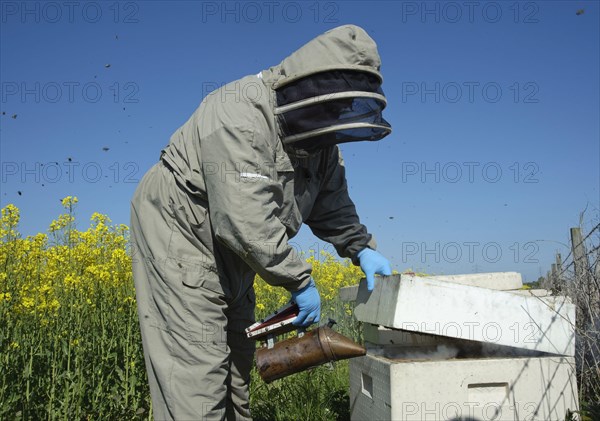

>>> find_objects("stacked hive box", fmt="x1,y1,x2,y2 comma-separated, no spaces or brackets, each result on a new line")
339,273,579,421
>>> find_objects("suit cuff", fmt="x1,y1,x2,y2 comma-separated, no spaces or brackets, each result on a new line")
350,236,378,266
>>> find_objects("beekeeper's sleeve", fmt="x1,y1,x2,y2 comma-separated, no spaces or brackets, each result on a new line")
305,146,376,265
200,101,312,292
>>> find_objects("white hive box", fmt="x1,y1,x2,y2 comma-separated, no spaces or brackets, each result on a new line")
350,353,578,421
342,273,579,420
352,274,575,356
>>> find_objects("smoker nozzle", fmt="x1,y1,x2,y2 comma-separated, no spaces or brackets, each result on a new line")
256,326,366,383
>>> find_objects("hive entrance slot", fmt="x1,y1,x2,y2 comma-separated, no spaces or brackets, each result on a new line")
467,382,510,407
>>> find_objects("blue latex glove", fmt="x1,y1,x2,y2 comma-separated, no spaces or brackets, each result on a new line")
357,248,392,291
290,277,321,327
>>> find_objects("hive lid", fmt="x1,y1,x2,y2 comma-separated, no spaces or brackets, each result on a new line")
339,272,523,302
425,271,522,290
351,274,575,356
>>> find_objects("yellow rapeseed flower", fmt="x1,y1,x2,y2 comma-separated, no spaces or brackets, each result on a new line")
21,297,34,309
61,196,78,208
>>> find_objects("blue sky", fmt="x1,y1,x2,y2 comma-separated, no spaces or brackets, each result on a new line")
1,1,598,282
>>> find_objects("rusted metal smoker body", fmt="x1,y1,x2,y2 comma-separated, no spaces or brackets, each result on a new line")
246,302,366,383
256,325,366,383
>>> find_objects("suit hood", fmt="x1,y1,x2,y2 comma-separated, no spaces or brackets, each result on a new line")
260,25,383,88
260,25,392,154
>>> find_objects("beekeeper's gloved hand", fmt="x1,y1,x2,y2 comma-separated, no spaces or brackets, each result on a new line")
358,248,392,291
291,277,321,327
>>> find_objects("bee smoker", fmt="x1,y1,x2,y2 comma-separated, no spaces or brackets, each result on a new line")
245,302,366,383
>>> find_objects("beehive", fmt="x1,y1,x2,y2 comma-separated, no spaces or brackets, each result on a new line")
340,273,579,421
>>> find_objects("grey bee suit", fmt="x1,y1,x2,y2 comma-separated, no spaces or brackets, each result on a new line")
130,25,389,420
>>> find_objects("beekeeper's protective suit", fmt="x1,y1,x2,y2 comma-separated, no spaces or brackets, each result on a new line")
130,24,392,420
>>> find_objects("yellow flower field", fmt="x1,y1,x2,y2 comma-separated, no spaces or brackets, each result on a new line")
0,198,370,419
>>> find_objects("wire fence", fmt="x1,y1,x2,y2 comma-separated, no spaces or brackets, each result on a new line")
542,221,600,416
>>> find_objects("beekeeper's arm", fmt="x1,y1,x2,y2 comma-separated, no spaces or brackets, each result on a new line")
306,146,391,290
200,103,311,293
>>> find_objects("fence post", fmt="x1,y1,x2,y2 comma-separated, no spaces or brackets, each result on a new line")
555,253,563,288
571,228,590,283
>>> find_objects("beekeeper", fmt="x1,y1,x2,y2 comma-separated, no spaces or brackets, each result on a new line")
130,24,392,420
